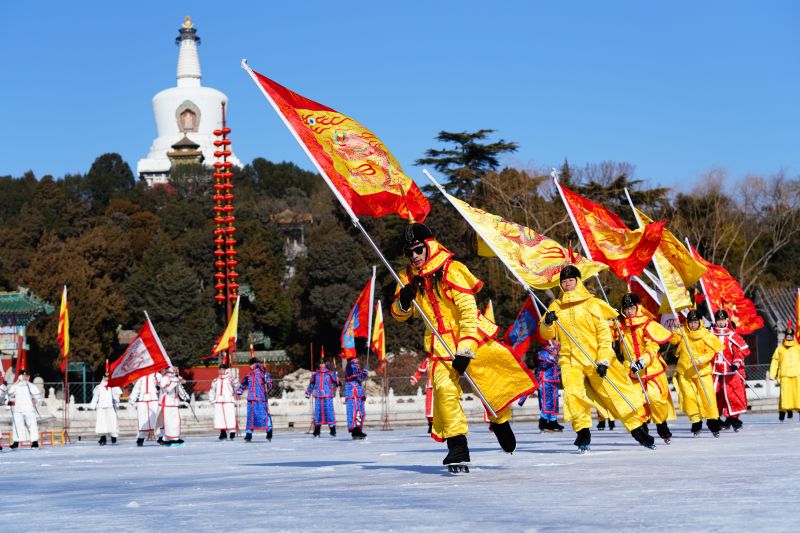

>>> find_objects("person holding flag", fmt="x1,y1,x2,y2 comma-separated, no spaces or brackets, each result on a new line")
536,341,563,432
237,357,274,441
539,266,654,452
769,322,800,422
711,309,751,431
305,359,340,437
88,365,123,445
669,310,725,437
392,223,535,467
617,293,676,444
7,368,42,449
156,367,190,446
128,371,160,447
210,363,238,440
344,338,369,439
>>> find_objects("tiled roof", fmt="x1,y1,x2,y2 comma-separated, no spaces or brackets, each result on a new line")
754,287,798,333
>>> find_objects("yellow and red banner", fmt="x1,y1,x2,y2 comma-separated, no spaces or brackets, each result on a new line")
449,194,607,289
211,295,240,361
560,185,665,280
250,69,430,222
636,209,706,287
341,277,374,360
795,288,800,331
690,245,764,335
371,301,386,372
58,285,70,373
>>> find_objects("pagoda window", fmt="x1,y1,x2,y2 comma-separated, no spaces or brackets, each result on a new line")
179,109,198,132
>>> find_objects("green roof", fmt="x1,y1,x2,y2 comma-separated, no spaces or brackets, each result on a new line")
0,288,54,325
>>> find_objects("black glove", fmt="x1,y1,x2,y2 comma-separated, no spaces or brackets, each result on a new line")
630,358,646,373
596,363,608,378
452,355,471,375
730,364,739,372
398,283,417,309
544,311,558,326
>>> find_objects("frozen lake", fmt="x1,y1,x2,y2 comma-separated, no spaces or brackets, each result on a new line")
1,413,797,532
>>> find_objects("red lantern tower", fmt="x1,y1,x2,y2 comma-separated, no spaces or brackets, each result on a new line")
212,103,239,338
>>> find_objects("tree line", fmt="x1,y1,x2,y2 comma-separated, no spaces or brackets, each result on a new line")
1,131,798,380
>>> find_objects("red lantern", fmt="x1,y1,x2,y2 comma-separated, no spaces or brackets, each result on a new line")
214,260,226,269
225,238,237,247
213,140,223,147
214,282,226,291
226,259,238,268
222,127,231,134
225,227,236,235
213,129,223,136
214,272,226,280
228,272,239,279
215,294,226,303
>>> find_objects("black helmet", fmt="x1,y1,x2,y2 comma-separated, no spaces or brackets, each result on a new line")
248,357,259,366
559,265,582,281
621,293,640,309
786,321,796,337
403,223,434,250
714,309,729,321
686,310,701,322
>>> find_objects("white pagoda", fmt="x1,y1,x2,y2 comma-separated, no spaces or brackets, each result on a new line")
137,17,241,186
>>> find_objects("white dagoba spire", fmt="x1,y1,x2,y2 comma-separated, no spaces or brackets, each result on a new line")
176,16,201,87
137,17,241,186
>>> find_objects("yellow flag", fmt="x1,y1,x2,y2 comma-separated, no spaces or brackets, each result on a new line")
636,208,706,286
653,252,693,312
448,194,608,289
370,301,386,371
211,295,240,356
483,300,495,323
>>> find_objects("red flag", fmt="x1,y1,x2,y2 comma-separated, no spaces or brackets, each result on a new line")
108,318,171,388
247,67,430,222
341,277,374,360
559,184,665,279
503,296,543,359
629,276,662,318
690,245,764,335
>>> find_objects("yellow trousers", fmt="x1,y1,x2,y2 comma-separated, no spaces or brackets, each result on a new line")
675,372,718,422
640,371,677,424
779,375,800,411
561,363,646,432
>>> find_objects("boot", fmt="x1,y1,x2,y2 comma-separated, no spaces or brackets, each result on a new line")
489,421,516,453
157,436,164,445
358,428,366,439
730,417,743,431
631,425,656,449
691,421,703,436
608,420,616,431
218,430,227,440
136,438,144,447
788,411,794,419
574,428,591,452
31,441,39,448
596,419,606,431
229,432,235,440
442,435,470,465
329,426,336,437
548,419,565,432
656,422,672,444
779,411,786,422
426,421,433,434
539,418,549,432
722,417,732,430
10,441,19,449
267,430,273,441
99,435,107,446
244,433,252,442
313,425,321,437
111,437,117,444
707,418,721,437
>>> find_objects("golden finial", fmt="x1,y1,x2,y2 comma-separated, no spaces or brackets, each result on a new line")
182,16,193,29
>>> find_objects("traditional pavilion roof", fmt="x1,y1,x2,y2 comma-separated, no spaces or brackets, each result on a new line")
271,209,313,225
171,134,201,150
0,287,54,326
754,287,797,333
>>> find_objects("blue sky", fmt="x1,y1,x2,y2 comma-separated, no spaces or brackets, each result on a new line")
2,1,797,191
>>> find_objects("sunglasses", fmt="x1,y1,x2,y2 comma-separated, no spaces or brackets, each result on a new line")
404,245,426,258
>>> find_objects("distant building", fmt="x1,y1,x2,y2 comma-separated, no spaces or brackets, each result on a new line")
271,209,313,279
0,288,53,375
137,16,241,186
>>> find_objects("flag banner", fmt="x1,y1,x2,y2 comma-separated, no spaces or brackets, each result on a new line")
108,319,171,388
449,194,607,289
57,285,70,373
653,251,694,312
690,245,764,335
503,296,543,359
559,185,665,279
371,301,386,372
636,208,706,286
211,295,240,358
795,288,800,331
341,278,374,359
249,68,430,222
483,300,495,323
629,275,663,318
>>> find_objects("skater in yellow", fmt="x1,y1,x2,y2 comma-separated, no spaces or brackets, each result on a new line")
392,223,537,467
539,266,653,452
669,310,724,436
617,293,676,444
769,323,800,422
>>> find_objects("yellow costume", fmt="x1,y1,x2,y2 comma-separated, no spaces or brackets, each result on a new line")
391,238,536,441
670,324,723,423
539,279,647,432
769,338,800,412
617,308,676,425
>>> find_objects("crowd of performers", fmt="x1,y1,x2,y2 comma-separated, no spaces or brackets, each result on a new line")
1,222,798,466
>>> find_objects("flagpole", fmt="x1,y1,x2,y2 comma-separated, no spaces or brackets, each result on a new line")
624,190,712,406
242,60,497,418
365,266,376,371
426,170,636,412
548,170,649,408
684,238,717,321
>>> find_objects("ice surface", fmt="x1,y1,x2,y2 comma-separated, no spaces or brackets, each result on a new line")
1,413,797,532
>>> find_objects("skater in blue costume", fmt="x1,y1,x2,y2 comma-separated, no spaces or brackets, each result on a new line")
237,358,274,441
537,341,564,432
344,341,368,439
306,360,340,437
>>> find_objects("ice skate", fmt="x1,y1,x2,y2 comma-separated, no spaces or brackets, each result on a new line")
608,420,616,431
111,437,117,444
443,435,470,473
31,441,39,448
596,419,606,431
244,433,252,442
10,441,19,449
267,429,273,441
574,428,591,453
136,438,144,447
218,430,227,440
539,418,550,433
691,421,702,436
329,426,336,437
548,419,565,432
99,435,107,446
229,432,235,440
631,425,656,449
489,421,516,453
